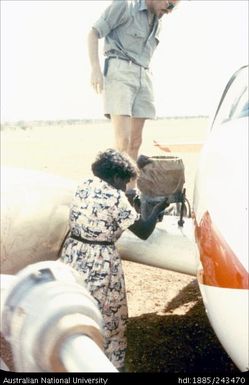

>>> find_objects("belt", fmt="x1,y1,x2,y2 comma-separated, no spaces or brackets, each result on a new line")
70,233,114,246
107,56,148,70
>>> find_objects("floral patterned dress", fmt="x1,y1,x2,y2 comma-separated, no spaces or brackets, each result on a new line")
60,177,139,369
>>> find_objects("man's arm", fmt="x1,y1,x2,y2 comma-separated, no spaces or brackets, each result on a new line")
87,28,103,94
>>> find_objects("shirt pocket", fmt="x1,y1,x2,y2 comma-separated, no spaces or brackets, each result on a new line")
126,27,145,54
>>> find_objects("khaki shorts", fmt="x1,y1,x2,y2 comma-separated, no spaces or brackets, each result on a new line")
103,58,156,119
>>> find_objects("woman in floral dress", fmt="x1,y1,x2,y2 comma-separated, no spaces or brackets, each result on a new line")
60,149,168,371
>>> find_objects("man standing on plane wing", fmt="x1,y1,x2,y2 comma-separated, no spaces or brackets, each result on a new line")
88,0,180,192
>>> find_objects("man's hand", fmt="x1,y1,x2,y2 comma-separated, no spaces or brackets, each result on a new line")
90,68,103,94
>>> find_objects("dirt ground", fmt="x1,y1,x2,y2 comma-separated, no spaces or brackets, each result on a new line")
123,261,239,374
1,260,239,374
0,118,240,374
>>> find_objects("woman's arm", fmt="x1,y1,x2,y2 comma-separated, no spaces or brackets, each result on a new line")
128,198,168,240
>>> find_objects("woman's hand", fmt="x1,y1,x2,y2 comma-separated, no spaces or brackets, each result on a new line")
154,197,169,213
155,198,169,221
128,197,169,240
136,154,152,169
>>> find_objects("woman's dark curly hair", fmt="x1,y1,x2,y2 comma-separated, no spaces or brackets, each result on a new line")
91,148,138,181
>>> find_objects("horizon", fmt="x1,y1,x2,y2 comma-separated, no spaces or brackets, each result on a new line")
1,114,209,127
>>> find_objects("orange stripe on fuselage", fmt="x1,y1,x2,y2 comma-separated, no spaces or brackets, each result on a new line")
194,211,249,289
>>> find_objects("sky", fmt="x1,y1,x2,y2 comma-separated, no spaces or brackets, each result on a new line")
1,0,248,122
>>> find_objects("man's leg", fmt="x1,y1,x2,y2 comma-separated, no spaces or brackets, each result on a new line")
128,117,146,161
111,115,146,190
111,115,131,153
126,117,146,191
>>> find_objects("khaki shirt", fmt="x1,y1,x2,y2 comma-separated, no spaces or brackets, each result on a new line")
93,0,162,68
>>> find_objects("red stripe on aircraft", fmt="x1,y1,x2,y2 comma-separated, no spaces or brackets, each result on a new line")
194,211,249,289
